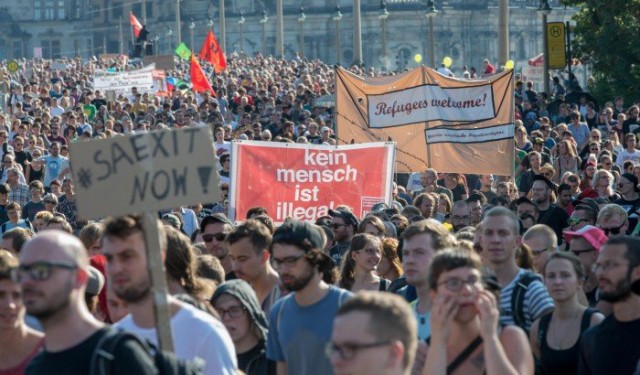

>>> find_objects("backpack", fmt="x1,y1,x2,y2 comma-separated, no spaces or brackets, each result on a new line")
510,271,543,332
90,328,204,375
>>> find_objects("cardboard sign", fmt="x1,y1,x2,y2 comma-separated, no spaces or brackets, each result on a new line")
229,141,395,224
143,55,177,71
70,127,220,219
336,66,514,176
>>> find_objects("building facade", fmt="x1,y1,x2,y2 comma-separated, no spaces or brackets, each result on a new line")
0,0,576,73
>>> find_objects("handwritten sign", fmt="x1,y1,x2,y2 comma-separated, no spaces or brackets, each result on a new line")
367,84,495,128
70,127,220,219
93,64,155,96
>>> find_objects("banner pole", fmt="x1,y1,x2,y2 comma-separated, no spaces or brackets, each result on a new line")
422,65,431,168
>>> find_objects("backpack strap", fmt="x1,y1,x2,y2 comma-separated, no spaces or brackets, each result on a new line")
446,336,483,375
511,271,542,331
90,328,152,375
378,278,390,291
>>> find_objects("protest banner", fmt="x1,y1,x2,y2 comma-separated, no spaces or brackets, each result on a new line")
229,141,395,224
93,64,155,96
70,127,220,352
335,66,514,176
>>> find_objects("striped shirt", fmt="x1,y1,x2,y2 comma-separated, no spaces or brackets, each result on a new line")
499,269,554,332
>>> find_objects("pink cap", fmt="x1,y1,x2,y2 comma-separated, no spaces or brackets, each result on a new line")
563,225,607,252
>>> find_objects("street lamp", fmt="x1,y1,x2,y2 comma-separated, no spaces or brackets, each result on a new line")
189,18,195,50
378,1,390,67
153,33,159,55
207,18,214,29
298,6,306,58
166,27,173,55
238,13,245,53
332,4,343,64
538,0,552,95
259,10,268,55
425,0,438,68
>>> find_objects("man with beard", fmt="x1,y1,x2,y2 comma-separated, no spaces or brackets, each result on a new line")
201,213,236,279
578,236,640,375
328,208,358,265
267,220,352,375
18,231,156,373
531,175,568,244
104,214,237,375
450,200,472,233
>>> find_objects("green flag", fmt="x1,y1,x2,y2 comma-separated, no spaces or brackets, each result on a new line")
175,43,192,60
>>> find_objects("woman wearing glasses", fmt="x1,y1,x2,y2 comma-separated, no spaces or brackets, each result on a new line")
337,234,389,293
211,279,275,375
0,250,45,374
529,252,604,375
423,248,533,375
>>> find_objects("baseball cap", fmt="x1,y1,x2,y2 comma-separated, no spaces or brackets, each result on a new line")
162,213,181,229
328,209,359,228
563,225,607,252
272,220,324,251
85,266,105,296
533,174,556,193
320,126,331,133
532,137,544,145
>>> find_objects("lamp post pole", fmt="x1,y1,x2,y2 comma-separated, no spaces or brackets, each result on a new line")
219,0,226,52
189,19,195,49
426,0,438,68
238,13,245,53
260,10,268,55
175,0,182,45
332,5,343,65
538,0,552,95
166,27,173,55
378,1,390,67
298,7,306,58
119,16,124,54
498,0,509,67
353,0,362,65
276,0,284,57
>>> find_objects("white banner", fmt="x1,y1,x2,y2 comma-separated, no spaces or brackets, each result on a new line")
425,124,514,144
521,66,545,92
93,64,155,95
367,84,495,128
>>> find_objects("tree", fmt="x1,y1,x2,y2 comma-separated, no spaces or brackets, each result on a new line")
561,0,640,103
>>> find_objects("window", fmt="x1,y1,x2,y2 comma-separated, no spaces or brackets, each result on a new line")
112,2,122,19
41,40,60,58
34,0,43,20
57,0,65,19
35,0,67,20
12,40,23,58
51,40,61,58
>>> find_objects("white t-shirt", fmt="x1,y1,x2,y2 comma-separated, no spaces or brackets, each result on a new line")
115,302,237,375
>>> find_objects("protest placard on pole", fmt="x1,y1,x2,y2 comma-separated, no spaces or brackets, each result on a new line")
229,141,395,224
70,127,220,351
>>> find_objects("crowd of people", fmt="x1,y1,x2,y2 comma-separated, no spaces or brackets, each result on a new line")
0,53,638,375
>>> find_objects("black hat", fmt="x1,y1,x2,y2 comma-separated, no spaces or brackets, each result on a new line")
328,208,359,228
573,198,601,215
621,173,640,192
272,220,324,251
515,196,535,206
533,174,556,193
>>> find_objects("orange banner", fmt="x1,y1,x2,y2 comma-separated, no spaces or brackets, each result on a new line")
335,66,514,176
229,142,395,224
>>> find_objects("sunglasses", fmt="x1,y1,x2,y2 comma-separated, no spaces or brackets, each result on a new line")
202,233,228,242
600,223,626,236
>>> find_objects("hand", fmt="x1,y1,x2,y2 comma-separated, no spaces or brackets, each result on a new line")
429,295,459,344
474,290,500,340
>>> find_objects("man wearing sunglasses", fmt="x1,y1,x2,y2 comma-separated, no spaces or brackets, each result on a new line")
597,204,630,237
18,231,157,373
328,208,358,266
329,292,417,375
201,213,236,280
613,173,640,234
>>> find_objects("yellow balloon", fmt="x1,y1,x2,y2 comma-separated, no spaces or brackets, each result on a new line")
443,56,452,68
414,54,423,63
505,60,515,70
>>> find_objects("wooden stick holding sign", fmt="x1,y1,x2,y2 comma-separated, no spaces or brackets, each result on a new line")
70,127,221,351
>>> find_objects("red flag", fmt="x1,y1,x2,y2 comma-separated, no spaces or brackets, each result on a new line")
190,55,216,95
199,30,227,73
130,12,142,37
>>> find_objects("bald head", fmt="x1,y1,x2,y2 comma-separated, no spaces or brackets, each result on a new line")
20,230,89,270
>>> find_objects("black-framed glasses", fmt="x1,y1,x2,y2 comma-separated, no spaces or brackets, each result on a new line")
592,260,625,273
271,254,307,270
202,233,227,243
437,275,481,292
44,200,57,205
18,261,77,281
600,223,626,236
325,340,392,361
216,305,247,320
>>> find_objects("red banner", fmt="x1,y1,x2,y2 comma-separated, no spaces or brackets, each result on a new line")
229,142,395,224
